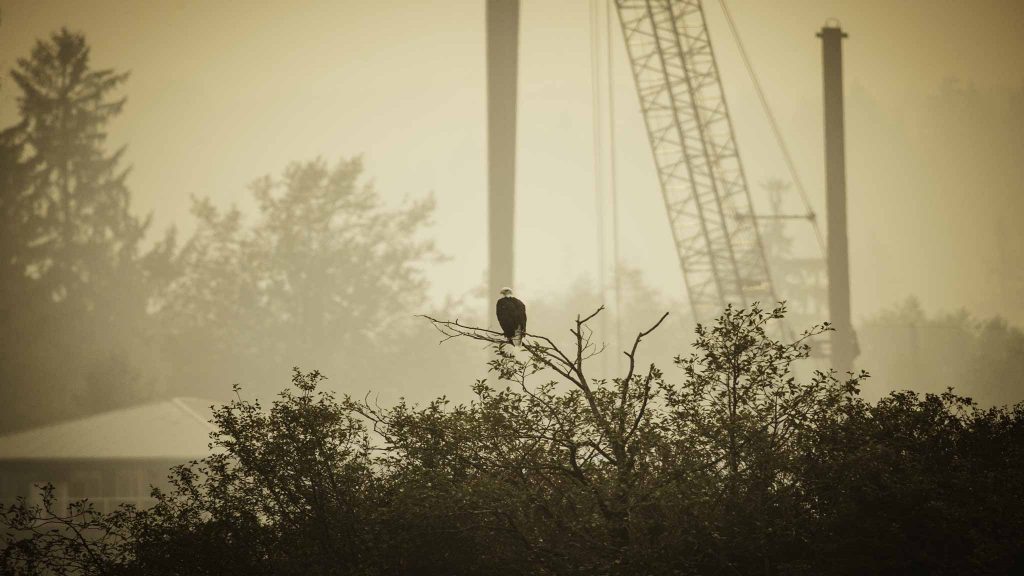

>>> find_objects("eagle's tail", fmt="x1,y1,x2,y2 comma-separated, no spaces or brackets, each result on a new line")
513,327,525,347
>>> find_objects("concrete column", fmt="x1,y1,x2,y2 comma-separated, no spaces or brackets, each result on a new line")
487,0,519,323
818,23,858,374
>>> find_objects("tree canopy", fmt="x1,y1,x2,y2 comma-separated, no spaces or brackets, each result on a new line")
4,305,1022,575
156,156,439,398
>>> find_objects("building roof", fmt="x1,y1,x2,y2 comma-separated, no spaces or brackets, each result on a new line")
0,398,219,461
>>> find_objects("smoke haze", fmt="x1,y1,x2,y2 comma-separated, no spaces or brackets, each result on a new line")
0,1,1022,429
1,0,1021,322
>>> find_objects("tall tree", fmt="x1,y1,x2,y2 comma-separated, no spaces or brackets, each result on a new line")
158,157,438,398
0,29,170,430
1,28,146,309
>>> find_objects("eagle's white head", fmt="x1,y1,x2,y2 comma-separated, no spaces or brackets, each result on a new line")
499,287,514,298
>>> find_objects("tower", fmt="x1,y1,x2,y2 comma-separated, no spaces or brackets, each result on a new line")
487,0,520,321
818,22,858,374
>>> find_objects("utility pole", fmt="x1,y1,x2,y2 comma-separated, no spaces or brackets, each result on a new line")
818,21,858,374
487,0,519,323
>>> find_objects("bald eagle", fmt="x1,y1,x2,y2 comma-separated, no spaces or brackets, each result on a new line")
496,287,527,346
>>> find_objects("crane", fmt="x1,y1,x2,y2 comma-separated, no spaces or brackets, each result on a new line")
611,0,778,324
487,0,832,341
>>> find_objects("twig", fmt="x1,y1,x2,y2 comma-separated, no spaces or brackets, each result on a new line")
619,312,669,434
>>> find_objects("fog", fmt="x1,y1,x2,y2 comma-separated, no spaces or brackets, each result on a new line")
1,0,1022,431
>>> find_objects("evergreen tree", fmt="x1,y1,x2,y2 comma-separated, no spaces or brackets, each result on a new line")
0,29,171,430
1,28,145,309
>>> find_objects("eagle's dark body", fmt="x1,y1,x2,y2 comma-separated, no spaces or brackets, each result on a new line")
496,296,527,345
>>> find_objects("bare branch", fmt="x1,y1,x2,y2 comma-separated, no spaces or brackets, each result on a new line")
579,305,605,326
421,314,583,388
623,311,670,384
619,312,670,433
626,364,658,440
419,314,508,345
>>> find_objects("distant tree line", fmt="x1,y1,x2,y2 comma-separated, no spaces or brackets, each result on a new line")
2,304,1022,575
859,297,1024,407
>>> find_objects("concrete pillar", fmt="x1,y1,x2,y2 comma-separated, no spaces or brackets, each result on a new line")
818,23,858,374
487,0,519,323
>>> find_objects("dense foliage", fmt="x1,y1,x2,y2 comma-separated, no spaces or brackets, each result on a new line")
3,305,1022,575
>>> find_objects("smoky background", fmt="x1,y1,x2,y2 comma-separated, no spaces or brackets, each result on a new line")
0,0,1022,434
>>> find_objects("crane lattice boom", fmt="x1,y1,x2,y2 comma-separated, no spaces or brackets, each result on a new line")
613,0,776,323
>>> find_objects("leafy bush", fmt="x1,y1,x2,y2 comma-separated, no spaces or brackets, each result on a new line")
3,305,1022,575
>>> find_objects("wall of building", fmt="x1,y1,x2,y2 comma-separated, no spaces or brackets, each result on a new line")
0,459,182,513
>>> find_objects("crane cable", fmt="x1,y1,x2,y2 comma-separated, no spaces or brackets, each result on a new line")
606,0,623,369
590,0,610,375
717,0,827,256
589,0,606,301
590,0,624,373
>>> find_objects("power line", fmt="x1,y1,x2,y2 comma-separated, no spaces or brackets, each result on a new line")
590,0,624,374
606,0,623,372
590,0,610,377
717,0,826,256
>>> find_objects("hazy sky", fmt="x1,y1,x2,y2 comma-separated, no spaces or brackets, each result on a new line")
2,0,1023,325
